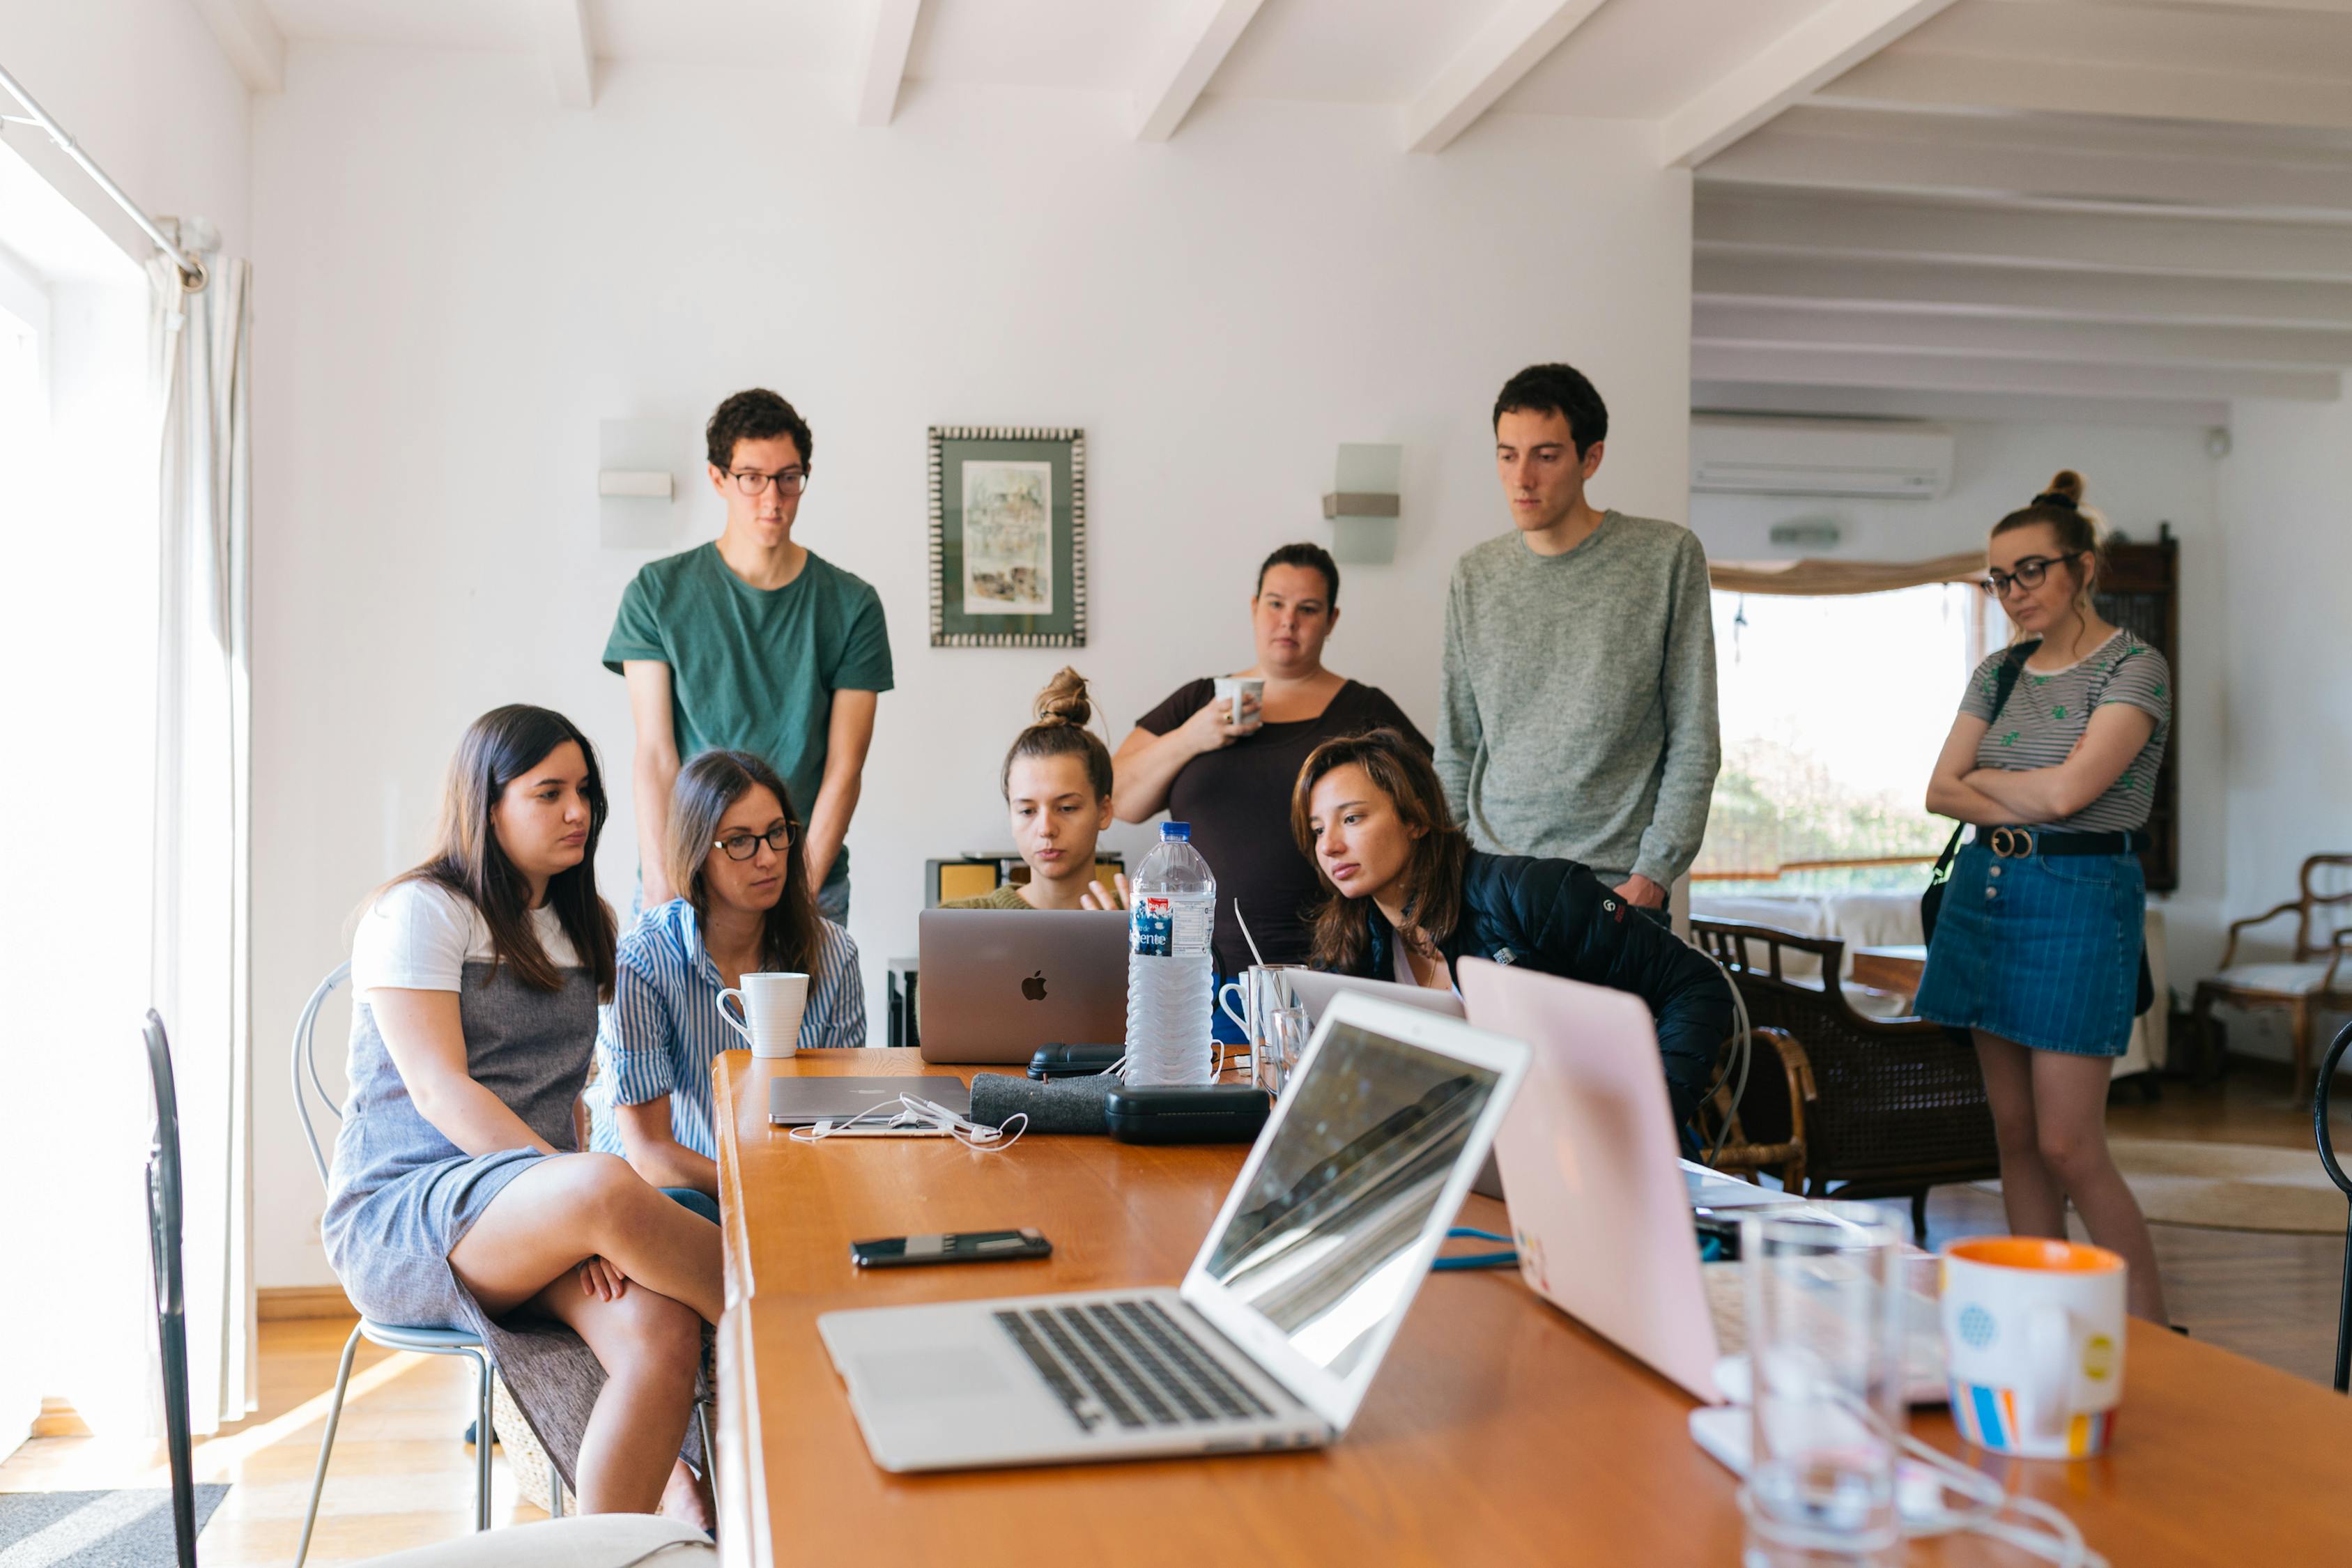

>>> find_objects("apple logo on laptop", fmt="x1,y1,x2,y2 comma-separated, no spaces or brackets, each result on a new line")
1021,970,1048,1001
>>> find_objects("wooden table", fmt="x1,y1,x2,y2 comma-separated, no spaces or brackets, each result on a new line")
1852,943,1930,999
712,1049,2352,1566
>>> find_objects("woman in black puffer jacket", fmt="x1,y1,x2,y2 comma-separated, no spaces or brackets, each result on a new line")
1289,728,1731,1130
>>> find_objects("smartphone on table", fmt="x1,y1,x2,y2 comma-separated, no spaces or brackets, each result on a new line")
849,1229,1053,1268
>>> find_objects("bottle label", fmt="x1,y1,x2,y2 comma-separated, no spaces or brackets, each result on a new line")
1130,897,1173,957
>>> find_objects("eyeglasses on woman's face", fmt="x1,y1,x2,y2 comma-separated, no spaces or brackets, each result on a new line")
714,824,793,861
1981,552,2080,598
728,467,808,498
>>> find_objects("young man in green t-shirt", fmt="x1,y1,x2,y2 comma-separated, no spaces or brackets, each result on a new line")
605,390,893,922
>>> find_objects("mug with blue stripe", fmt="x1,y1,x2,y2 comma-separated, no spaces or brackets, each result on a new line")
1940,1237,2126,1459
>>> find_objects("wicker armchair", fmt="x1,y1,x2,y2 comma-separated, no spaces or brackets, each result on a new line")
1692,918,1999,1240
1694,1026,1813,1194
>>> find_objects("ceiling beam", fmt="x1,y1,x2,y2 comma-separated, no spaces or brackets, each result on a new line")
1820,50,2352,135
1693,380,2234,429
541,0,594,110
1132,0,1267,142
854,0,925,128
1693,301,2352,369
1401,0,1607,155
189,0,284,95
1696,191,2352,283
1693,344,2342,401
1658,0,1960,167
1696,254,2352,330
1701,105,2352,216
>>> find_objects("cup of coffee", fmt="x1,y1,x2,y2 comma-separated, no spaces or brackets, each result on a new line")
716,971,810,1059
1217,964,1300,1085
1940,1236,2126,1459
1212,676,1265,735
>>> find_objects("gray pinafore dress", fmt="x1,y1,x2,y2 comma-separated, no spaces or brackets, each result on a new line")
322,955,702,1486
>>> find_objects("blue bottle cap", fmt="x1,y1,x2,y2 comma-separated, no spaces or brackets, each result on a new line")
1160,822,1190,841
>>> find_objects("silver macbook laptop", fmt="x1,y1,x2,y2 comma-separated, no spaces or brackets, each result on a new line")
818,993,1531,1472
918,908,1130,1064
769,1075,971,1126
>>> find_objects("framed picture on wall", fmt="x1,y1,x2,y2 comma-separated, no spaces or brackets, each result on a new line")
928,425,1086,647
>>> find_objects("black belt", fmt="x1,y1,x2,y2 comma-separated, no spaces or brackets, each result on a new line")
1981,827,2149,859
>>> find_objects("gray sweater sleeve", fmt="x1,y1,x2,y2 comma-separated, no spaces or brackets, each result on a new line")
1434,564,1479,827
1631,532,1723,887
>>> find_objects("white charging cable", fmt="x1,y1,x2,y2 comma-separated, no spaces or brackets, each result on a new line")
788,1094,1029,1153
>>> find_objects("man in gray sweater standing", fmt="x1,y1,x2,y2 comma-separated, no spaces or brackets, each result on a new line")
1436,363,1720,919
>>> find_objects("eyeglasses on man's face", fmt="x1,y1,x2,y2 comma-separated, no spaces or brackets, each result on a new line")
728,467,808,498
714,824,793,861
1981,553,2080,598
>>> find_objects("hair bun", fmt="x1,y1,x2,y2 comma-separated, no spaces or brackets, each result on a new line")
1032,666,1093,729
2034,469,2086,509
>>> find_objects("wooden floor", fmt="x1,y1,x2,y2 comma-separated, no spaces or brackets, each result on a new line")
3,1059,2344,1562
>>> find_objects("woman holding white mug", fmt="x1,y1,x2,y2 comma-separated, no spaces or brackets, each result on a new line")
1114,544,1429,1043
591,750,864,1214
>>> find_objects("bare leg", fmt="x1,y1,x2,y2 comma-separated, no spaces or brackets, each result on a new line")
2029,1049,2169,1323
1974,1031,2066,1239
661,1456,714,1532
528,1274,701,1514
448,1152,721,1323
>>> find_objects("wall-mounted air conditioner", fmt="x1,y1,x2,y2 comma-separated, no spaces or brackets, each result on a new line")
1691,417,1954,500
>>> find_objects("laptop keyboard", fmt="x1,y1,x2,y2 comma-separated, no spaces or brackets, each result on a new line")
993,1299,1276,1435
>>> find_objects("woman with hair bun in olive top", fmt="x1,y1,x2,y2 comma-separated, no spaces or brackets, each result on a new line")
1919,469,2170,1323
944,668,1126,912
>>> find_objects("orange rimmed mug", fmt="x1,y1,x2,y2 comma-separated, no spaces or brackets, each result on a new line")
1940,1236,2126,1459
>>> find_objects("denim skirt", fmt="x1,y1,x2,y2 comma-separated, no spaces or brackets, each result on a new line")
1915,840,2145,1056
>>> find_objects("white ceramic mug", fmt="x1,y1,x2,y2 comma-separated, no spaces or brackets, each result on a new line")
1216,964,1299,1084
715,971,810,1059
1941,1236,2127,1459
1213,675,1265,735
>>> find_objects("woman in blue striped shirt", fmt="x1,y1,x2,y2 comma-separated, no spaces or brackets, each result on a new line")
592,750,865,1213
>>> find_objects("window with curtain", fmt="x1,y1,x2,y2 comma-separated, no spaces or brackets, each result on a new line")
1696,580,1999,895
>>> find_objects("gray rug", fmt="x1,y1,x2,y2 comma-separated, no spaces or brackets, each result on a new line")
0,1486,229,1567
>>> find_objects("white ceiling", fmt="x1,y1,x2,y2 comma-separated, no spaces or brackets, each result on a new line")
208,0,2352,422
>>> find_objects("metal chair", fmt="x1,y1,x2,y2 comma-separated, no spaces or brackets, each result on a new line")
291,962,544,1565
2317,1020,2352,1394
146,1007,714,1567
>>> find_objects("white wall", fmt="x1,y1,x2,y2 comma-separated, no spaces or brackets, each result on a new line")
2215,396,2352,1062
1686,420,2230,981
0,0,252,256
247,46,1695,1286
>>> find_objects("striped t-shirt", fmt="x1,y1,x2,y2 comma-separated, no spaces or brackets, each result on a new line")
1959,630,2170,833
588,897,865,1162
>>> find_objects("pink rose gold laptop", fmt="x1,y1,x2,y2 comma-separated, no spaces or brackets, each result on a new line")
1456,957,1730,1404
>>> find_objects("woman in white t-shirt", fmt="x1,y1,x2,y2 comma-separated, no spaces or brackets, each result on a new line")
324,705,718,1522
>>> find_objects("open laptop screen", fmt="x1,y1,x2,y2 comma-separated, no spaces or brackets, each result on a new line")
1200,1020,1502,1378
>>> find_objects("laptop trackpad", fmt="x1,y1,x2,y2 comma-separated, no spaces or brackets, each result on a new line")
852,1345,1015,1406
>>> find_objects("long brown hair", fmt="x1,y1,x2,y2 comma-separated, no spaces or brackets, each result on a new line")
1993,468,2105,619
391,704,618,999
1289,729,1469,974
663,750,825,974
1001,667,1114,800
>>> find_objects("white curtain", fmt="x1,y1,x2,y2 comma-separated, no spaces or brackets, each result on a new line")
147,219,256,1436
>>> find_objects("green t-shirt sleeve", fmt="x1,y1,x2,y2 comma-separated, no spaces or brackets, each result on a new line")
602,569,668,675
833,583,895,693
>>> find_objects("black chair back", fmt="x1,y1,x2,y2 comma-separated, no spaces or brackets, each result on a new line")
141,1010,200,1567
2316,1019,2352,1394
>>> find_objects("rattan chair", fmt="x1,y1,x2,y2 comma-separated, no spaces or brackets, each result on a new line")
1693,1026,1813,1194
2193,853,2352,1102
1692,919,1999,1241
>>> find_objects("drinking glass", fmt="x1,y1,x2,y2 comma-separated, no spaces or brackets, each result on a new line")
1739,1204,1906,1568
1261,1005,1311,1097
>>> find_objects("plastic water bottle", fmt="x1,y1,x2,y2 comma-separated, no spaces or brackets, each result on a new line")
1125,822,1215,1086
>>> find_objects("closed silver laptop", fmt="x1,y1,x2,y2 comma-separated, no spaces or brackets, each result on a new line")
819,994,1531,1473
917,908,1130,1064
768,1075,971,1127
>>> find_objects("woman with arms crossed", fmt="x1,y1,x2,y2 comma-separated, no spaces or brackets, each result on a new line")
1293,728,1731,1131
326,706,717,1521
1918,471,2169,1323
593,751,865,1219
